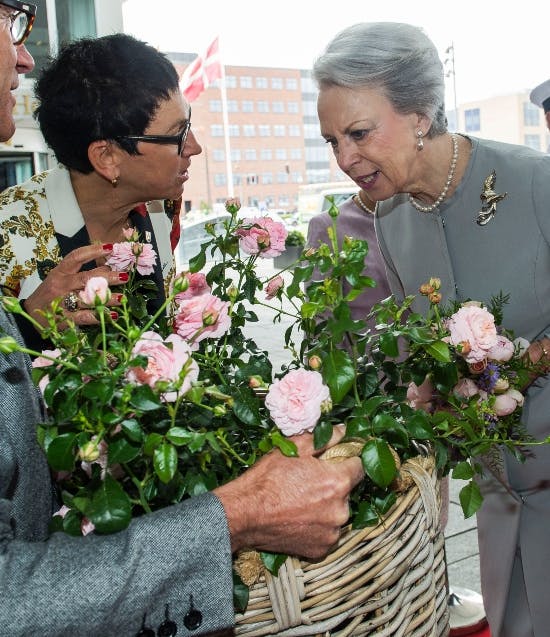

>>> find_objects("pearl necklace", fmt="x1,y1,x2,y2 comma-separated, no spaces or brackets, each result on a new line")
408,133,459,213
354,193,377,215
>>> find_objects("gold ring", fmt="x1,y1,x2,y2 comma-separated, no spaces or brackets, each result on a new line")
63,291,79,313
540,342,549,358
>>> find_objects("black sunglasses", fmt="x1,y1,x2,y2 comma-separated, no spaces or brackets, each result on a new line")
0,0,36,45
117,109,192,156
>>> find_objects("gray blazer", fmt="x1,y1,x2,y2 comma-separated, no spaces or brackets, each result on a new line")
375,136,550,637
0,306,235,636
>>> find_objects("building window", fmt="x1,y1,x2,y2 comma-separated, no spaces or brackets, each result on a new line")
272,101,284,113
211,125,224,137
271,77,283,89
276,171,289,184
229,125,240,137
279,194,290,207
287,101,299,114
242,100,254,113
230,149,241,161
275,148,287,160
288,124,302,137
291,172,302,184
302,101,317,117
243,125,256,137
55,0,96,42
273,125,286,137
225,75,237,88
256,77,268,89
524,134,541,151
212,149,225,161
260,149,272,160
257,101,269,113
285,78,298,90
240,76,252,88
227,100,239,113
244,149,257,161
305,146,329,162
523,102,540,127
464,108,480,132
262,172,273,184
259,125,271,137
246,174,258,185
214,173,227,186
290,148,302,160
209,100,222,112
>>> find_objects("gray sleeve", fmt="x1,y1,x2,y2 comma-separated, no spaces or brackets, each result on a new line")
374,208,406,303
0,492,235,637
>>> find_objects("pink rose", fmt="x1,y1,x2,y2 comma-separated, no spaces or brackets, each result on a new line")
487,335,515,362
33,348,62,394
79,276,111,305
81,439,109,479
53,505,70,518
265,274,284,300
236,217,287,258
134,243,157,275
174,294,231,348
81,517,96,536
106,241,158,274
406,376,434,412
494,392,520,417
453,378,479,400
447,305,497,363
265,368,331,435
126,331,199,400
175,272,211,302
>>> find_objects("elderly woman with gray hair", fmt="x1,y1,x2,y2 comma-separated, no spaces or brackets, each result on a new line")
313,21,550,637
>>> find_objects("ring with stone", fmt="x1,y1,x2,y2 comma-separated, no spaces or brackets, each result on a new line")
63,291,79,313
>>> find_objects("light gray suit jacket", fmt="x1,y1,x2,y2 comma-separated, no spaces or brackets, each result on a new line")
0,306,235,636
375,136,550,637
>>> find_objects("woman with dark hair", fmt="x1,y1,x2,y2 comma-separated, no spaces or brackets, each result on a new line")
313,21,550,637
0,33,200,347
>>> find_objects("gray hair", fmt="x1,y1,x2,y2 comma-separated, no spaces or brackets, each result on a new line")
313,22,447,137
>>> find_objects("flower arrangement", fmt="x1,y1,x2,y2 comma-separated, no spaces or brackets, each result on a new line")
0,198,544,548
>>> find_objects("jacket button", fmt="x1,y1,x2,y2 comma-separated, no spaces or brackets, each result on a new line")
158,619,177,637
183,609,202,631
135,630,155,637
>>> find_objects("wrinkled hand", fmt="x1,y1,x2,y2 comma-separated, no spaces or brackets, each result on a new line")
23,244,126,327
214,426,364,559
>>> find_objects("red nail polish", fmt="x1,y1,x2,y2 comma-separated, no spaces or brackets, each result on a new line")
110,311,119,320
113,293,124,303
102,243,113,251
118,272,129,282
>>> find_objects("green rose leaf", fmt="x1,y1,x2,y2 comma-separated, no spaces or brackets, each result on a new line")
87,476,132,533
108,438,140,464
423,340,452,363
459,480,483,518
313,420,333,449
47,433,77,472
154,441,178,483
121,419,143,443
271,430,298,457
189,249,207,272
352,501,380,529
81,377,115,403
361,438,397,488
260,551,288,575
379,332,399,357
322,348,355,403
129,384,162,411
166,427,195,446
452,461,475,481
405,410,434,440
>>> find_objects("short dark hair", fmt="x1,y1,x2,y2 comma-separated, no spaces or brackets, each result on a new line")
34,33,180,173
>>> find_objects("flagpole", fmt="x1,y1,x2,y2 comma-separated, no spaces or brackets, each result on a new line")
218,39,234,198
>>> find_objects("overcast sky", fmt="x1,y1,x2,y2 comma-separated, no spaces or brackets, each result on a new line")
123,0,549,106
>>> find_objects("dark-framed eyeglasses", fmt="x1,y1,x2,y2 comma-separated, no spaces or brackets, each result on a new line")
117,111,192,157
0,0,36,45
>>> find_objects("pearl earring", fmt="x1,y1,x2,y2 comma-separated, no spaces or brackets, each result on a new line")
416,130,424,151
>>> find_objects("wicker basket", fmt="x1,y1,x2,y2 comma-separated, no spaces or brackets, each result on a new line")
234,455,449,637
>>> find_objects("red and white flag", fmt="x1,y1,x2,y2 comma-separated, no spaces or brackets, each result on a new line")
180,37,222,102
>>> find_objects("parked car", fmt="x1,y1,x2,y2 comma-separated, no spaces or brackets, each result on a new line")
177,212,230,266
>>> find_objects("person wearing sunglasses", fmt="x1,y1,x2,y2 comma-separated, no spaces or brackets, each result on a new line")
0,33,201,349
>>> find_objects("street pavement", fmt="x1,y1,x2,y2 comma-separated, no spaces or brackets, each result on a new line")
243,258,482,596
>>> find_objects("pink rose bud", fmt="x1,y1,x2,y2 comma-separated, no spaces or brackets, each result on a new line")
79,276,111,306
308,355,322,370
468,359,488,374
419,282,434,295
202,309,220,326
225,197,241,213
457,340,472,356
265,275,284,300
213,405,227,417
506,388,525,407
428,292,442,304
248,376,265,389
173,272,190,295
453,378,479,399
81,517,96,536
